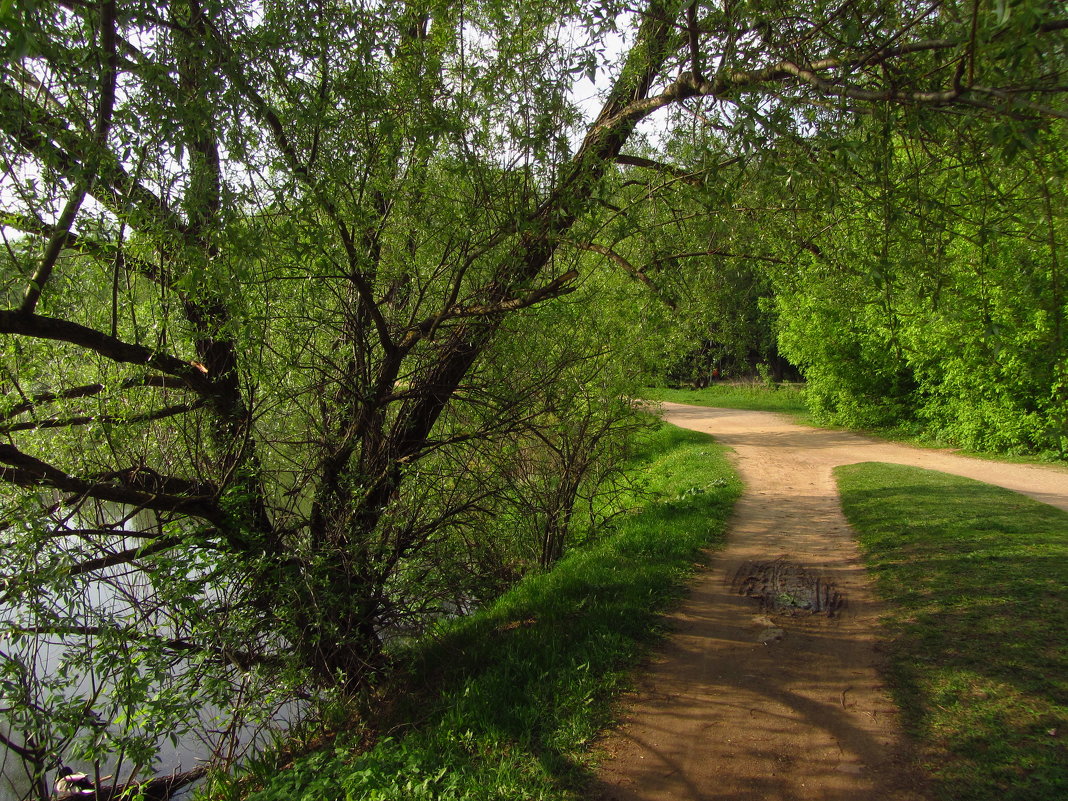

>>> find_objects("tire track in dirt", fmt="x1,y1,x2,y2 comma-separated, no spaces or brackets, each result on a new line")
591,403,1068,801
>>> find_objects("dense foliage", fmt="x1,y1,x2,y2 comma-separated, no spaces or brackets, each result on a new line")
772,119,1068,455
654,110,1068,455
0,0,1065,794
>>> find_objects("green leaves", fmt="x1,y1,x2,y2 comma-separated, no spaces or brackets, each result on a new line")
987,119,1042,163
769,112,1068,454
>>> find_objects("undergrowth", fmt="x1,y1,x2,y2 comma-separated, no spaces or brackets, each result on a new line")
836,463,1068,801
208,423,741,801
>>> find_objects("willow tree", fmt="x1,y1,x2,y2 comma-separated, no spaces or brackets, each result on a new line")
1,0,1065,782
762,111,1068,451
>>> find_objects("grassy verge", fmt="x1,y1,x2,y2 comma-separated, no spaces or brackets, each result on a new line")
218,423,741,801
644,383,809,417
835,463,1068,801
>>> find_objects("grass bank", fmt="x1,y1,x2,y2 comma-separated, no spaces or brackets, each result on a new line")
836,463,1068,801
215,423,741,801
644,383,808,417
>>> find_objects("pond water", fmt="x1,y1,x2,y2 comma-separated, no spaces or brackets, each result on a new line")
0,505,298,801
0,619,297,801
0,719,214,801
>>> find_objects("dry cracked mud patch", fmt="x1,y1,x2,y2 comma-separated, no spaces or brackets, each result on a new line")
732,558,844,618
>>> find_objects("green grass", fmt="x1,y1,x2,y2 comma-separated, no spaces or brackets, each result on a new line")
217,423,741,801
644,383,809,417
836,463,1068,801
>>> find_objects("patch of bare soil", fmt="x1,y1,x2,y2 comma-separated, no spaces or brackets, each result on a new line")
733,558,844,617
590,403,1068,801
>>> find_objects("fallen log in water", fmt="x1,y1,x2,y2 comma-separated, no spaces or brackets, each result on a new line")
54,764,210,801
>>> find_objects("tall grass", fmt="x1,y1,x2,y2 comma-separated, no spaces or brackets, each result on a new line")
214,423,741,801
836,463,1068,801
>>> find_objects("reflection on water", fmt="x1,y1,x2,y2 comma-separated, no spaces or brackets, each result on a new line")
0,640,299,801
0,504,300,801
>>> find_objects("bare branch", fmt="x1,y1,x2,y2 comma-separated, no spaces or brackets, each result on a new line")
649,248,790,267
19,0,120,315
0,83,188,241
614,154,703,185
1,376,188,421
568,242,677,309
64,535,186,576
1,210,176,288
969,86,1068,120
1038,19,1068,32
5,624,269,670
686,2,701,82
0,730,44,763
93,464,216,499
589,24,1068,142
205,22,396,355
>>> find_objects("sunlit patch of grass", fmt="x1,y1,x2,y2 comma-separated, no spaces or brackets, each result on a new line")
644,383,809,417
222,423,741,801
836,462,1068,801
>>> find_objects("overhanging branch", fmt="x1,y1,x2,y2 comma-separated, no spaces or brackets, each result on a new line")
0,400,206,434
649,248,790,267
0,443,223,522
1,376,186,421
64,535,186,576
399,270,581,349
19,0,119,316
1,210,176,288
568,242,677,309
5,624,270,670
614,154,703,185
0,311,214,394
0,83,188,241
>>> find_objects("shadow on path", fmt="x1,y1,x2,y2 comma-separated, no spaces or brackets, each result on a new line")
592,404,1068,801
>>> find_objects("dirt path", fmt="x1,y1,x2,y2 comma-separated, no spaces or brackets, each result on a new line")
592,403,1068,801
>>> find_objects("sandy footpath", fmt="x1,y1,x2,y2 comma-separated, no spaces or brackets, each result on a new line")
591,403,1068,801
